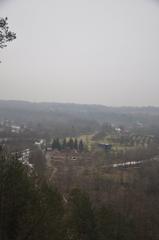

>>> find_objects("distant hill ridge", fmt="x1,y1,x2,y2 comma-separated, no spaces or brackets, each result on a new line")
0,100,159,112
0,100,159,126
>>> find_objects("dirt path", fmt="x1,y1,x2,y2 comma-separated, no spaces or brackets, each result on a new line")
45,152,57,182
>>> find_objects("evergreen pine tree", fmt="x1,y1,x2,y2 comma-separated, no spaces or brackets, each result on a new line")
68,138,74,150
0,152,65,240
62,138,67,150
79,140,84,152
74,138,78,150
66,188,97,240
56,138,61,151
52,139,56,150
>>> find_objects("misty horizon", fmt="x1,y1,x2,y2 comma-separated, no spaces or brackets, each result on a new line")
0,0,159,106
1,98,159,108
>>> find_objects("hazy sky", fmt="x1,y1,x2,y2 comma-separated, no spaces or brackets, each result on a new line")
0,0,159,106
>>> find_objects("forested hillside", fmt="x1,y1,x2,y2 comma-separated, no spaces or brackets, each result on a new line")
1,101,159,129
1,149,159,240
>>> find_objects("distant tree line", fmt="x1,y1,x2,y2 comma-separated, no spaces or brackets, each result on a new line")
52,138,84,152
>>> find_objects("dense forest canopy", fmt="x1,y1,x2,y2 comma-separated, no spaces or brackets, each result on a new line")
1,151,159,240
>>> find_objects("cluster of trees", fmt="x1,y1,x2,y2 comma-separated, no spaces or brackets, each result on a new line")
52,138,84,152
0,152,63,240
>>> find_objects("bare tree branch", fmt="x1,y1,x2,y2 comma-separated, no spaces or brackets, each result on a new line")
0,17,16,49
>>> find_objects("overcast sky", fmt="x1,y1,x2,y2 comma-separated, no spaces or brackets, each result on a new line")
0,0,159,106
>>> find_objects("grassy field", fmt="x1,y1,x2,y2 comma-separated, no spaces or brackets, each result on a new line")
77,132,156,154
